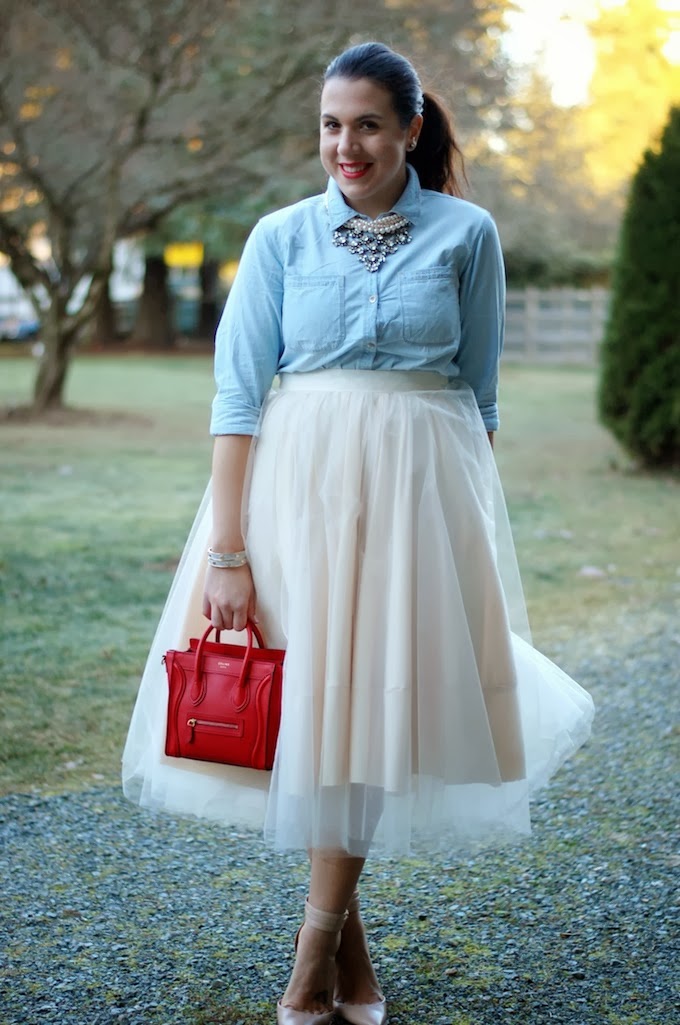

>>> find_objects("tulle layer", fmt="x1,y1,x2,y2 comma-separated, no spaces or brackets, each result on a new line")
122,370,594,854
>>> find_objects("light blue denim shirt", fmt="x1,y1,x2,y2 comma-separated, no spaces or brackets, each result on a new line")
211,164,505,434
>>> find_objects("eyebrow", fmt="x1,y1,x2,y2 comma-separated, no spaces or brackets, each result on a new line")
320,111,386,121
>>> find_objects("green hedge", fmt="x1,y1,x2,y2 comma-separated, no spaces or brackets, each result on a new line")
597,106,680,469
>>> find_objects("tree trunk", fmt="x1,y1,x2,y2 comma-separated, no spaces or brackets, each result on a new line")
78,268,118,348
197,258,220,340
32,306,74,411
31,273,109,410
91,270,118,346
129,255,174,348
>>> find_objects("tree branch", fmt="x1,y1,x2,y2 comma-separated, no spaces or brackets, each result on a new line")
0,212,52,293
0,77,61,218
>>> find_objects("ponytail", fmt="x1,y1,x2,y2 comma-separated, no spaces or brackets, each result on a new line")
408,92,466,197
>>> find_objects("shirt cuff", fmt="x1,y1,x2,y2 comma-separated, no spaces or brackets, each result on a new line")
479,403,499,432
210,400,262,436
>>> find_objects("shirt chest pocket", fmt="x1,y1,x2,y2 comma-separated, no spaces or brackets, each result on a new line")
282,274,345,352
399,268,460,347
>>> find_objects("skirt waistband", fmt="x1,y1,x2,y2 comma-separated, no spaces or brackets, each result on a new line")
278,370,447,393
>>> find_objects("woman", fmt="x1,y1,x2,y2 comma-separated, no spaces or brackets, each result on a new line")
123,42,594,1024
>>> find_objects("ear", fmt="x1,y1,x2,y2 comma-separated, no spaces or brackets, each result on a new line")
407,113,423,148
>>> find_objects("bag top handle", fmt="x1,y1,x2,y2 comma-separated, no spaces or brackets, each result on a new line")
208,619,267,650
192,620,267,706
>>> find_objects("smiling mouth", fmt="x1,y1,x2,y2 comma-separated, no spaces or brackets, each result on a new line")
339,163,371,179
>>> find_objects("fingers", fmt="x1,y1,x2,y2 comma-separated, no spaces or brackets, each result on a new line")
203,590,228,631
206,598,251,632
231,607,249,633
211,607,249,632
203,565,256,633
210,606,225,630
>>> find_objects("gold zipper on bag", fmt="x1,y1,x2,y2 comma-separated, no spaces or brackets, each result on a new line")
187,717,240,740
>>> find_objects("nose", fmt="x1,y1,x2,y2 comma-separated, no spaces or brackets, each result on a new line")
337,128,360,158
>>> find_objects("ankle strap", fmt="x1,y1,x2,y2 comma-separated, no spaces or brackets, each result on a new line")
305,898,348,933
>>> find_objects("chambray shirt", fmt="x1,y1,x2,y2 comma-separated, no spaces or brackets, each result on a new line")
211,164,505,434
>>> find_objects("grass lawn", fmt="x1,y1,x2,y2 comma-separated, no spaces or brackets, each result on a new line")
1,354,678,796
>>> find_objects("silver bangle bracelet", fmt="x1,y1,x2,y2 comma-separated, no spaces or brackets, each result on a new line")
207,548,248,569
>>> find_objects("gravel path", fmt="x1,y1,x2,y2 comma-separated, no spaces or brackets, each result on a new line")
2,609,678,1025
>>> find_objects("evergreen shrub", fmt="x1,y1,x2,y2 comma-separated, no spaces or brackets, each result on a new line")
597,106,680,469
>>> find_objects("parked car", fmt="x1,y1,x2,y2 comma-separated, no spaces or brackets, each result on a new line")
0,314,41,341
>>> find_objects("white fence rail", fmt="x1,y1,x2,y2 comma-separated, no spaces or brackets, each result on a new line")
504,287,610,365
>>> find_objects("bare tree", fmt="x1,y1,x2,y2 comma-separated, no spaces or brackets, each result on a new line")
0,0,513,410
0,0,345,407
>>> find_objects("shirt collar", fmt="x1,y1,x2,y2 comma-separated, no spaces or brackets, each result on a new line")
325,163,423,230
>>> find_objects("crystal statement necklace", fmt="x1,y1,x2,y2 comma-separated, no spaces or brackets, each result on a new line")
332,212,412,272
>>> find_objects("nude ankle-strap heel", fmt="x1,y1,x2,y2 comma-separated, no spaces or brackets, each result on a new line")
334,890,388,1025
277,899,349,1025
335,998,388,1025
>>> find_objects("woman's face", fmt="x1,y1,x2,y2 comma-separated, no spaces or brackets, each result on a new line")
320,76,421,219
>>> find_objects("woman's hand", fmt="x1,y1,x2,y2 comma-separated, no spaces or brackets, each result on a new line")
202,563,258,632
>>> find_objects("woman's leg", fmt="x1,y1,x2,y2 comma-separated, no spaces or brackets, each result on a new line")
280,851,364,1012
334,888,384,1006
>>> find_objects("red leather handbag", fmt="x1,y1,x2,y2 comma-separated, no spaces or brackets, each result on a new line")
164,621,285,770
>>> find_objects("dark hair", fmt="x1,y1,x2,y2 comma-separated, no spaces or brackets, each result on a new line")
323,42,465,197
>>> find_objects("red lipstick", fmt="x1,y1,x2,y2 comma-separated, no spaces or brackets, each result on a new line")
339,163,370,179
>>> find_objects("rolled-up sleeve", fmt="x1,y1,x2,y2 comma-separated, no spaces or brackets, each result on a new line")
210,220,283,435
456,214,505,431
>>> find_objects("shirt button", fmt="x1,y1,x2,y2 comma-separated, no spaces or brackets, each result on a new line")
368,294,377,303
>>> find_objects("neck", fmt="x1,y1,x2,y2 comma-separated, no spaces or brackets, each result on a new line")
343,170,408,220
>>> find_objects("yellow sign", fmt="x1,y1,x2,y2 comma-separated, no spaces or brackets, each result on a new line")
164,242,204,268
219,260,240,287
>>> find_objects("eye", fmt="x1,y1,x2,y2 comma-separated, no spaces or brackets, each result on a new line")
322,119,340,130
360,120,379,131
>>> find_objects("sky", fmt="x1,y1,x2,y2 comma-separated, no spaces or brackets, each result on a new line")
503,0,599,106
505,0,680,106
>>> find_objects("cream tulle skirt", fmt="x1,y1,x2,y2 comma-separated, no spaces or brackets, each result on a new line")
122,370,594,855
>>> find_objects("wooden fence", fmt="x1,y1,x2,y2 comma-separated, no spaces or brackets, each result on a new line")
504,287,610,365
